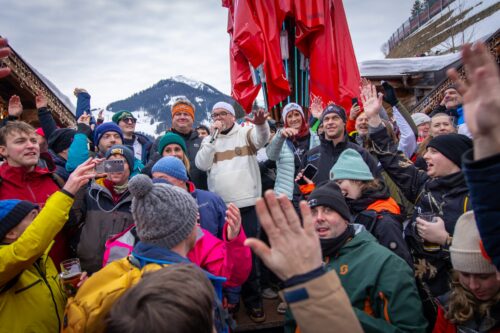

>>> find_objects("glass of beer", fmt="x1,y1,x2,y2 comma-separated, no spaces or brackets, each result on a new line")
60,258,82,297
418,213,441,252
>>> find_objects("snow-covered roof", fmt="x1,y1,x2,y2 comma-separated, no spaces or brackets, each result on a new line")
360,52,461,78
17,52,76,115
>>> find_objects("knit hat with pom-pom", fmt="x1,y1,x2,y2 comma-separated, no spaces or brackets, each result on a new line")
128,174,197,249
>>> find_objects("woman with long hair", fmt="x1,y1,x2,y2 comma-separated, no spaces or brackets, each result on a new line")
433,211,500,333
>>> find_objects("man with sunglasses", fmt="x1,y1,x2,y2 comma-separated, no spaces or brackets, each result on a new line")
112,110,152,165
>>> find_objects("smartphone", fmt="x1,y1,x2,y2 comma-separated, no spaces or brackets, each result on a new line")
95,160,125,174
351,97,358,106
296,164,318,185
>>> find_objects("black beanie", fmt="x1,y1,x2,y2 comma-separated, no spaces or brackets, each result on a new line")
48,128,77,154
321,104,347,124
0,200,39,240
308,182,351,222
427,133,472,168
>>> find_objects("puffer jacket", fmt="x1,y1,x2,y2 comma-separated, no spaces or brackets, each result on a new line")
76,178,133,274
0,191,73,333
266,129,320,200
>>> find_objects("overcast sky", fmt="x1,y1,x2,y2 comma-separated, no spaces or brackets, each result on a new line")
0,0,413,108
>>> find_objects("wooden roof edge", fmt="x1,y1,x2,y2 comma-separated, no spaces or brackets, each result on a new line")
2,47,76,127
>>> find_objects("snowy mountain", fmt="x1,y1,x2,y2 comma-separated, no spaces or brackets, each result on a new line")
106,75,242,137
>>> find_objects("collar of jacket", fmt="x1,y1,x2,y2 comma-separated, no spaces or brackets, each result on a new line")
347,181,392,213
132,241,191,265
89,178,132,203
0,161,54,181
319,132,349,150
171,128,197,141
337,228,377,256
426,170,467,193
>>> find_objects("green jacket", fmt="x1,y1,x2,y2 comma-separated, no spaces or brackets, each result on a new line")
286,226,427,333
0,191,72,333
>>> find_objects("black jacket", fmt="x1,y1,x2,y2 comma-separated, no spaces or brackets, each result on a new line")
348,182,412,267
300,133,380,185
369,124,470,299
148,128,207,190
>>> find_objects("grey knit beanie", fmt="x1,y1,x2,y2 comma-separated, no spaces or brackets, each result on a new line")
128,174,197,249
450,211,496,274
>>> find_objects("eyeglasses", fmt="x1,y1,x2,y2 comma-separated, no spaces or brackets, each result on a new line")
121,117,136,124
211,112,229,120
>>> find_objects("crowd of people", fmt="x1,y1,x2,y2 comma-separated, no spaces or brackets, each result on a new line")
0,35,499,333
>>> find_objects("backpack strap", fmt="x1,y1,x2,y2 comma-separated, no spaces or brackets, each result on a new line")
463,195,470,213
354,210,379,233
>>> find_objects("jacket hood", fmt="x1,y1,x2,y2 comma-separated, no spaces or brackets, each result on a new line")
338,228,376,255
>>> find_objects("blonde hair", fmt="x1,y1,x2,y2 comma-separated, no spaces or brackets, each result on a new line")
445,271,500,325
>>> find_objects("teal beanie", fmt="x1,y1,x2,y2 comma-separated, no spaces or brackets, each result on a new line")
330,149,374,181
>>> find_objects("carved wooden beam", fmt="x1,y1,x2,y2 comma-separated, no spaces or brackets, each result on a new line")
2,51,75,127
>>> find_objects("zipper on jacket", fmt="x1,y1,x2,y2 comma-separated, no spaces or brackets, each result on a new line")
34,258,62,332
14,279,42,294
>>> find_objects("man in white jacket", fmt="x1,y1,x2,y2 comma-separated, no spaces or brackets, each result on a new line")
195,101,270,322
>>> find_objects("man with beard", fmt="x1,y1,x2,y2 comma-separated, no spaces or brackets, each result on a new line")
285,182,426,332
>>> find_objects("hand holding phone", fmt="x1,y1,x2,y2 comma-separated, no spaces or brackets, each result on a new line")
95,159,125,174
296,164,318,185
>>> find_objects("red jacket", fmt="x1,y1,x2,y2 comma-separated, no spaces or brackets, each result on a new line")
433,302,500,333
0,162,69,268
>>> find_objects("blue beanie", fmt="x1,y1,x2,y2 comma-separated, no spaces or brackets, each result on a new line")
94,122,124,146
0,200,39,240
105,145,135,172
152,156,189,182
330,149,374,181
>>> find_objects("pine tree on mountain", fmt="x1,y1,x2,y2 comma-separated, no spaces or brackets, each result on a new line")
411,0,423,16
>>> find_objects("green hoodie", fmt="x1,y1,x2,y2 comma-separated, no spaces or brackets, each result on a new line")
286,227,427,333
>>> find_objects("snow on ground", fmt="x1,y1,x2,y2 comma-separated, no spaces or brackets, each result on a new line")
171,75,205,90
90,109,162,138
408,0,500,53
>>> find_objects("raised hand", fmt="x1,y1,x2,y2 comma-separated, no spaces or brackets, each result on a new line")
245,191,322,281
62,158,97,195
77,112,91,126
35,93,48,109
349,104,361,121
245,108,268,125
447,42,500,160
8,95,23,117
73,88,87,97
360,82,383,127
0,38,11,78
226,203,242,241
310,95,324,119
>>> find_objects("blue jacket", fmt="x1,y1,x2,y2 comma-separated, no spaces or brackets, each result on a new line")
66,133,144,176
463,150,500,270
188,183,227,239
75,91,96,125
266,130,320,200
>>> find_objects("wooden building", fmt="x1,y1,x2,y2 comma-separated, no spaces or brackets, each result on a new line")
0,42,75,127
360,29,499,114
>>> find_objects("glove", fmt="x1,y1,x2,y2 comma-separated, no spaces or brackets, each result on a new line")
382,81,398,107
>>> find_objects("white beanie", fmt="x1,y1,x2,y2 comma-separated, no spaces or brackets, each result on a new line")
411,113,431,127
450,211,496,274
212,101,235,116
282,102,304,122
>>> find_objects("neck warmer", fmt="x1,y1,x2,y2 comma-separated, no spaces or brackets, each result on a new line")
320,224,354,258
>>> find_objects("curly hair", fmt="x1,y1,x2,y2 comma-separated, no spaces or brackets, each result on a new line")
445,271,500,325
